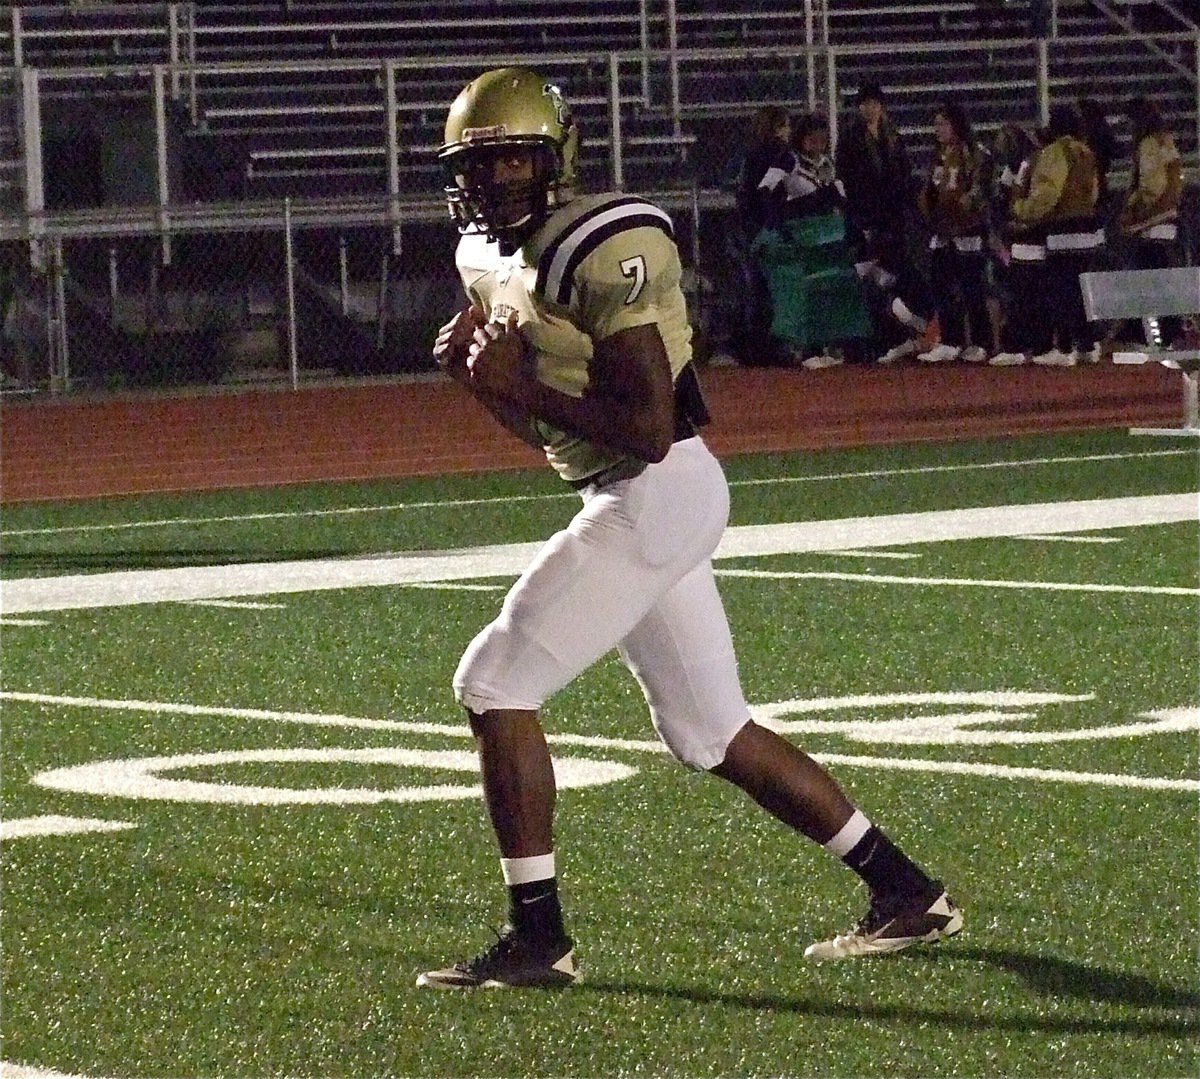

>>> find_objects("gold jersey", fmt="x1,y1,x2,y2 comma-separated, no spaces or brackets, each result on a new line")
455,192,693,483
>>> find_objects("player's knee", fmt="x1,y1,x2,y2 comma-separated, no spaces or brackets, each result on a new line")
453,622,546,715
650,707,745,771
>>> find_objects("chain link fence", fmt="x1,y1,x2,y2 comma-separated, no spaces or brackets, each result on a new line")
0,215,470,393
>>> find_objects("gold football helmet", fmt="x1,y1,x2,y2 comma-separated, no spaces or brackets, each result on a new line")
440,67,579,243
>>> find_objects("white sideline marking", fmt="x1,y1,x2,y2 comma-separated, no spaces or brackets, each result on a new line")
398,582,508,591
182,599,287,610
2,448,1190,538
715,568,1199,596
815,753,1200,792
0,1065,114,1079
0,691,467,735
0,815,136,841
811,549,921,560
2,494,1195,614
1013,533,1124,543
0,618,50,626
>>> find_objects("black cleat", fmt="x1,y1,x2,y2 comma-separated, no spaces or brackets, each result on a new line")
416,926,581,989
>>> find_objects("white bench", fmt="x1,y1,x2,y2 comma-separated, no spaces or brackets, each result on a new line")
1080,267,1200,437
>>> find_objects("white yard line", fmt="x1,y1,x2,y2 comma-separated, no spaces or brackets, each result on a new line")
0,816,136,841
715,568,1198,596
0,691,468,735
0,492,565,538
182,599,288,610
1012,533,1124,543
0,1063,113,1079
813,752,1199,792
2,493,1195,614
807,549,922,559
397,582,509,591
2,448,1190,538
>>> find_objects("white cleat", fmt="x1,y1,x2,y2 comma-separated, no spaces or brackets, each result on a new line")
804,888,963,961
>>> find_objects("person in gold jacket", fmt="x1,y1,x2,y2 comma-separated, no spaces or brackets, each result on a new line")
1117,95,1184,345
1009,105,1104,364
1119,96,1183,259
917,101,993,362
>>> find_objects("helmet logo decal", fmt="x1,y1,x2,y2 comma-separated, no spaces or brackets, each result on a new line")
542,83,568,127
462,123,508,142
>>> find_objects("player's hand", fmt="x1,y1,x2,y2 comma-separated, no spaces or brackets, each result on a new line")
467,311,532,404
433,305,485,383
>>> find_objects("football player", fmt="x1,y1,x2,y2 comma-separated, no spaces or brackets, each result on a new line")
418,67,962,989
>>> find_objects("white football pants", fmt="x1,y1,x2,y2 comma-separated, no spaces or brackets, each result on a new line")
453,436,750,769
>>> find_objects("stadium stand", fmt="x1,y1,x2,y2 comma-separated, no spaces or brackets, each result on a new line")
0,1,1195,389
3,1,1195,207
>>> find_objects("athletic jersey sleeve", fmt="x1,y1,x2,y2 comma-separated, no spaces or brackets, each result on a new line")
572,221,683,342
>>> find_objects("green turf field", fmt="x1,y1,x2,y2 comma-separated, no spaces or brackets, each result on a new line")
2,429,1197,1079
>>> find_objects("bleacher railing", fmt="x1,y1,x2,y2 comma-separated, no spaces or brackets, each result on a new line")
8,36,1199,242
2,10,1198,394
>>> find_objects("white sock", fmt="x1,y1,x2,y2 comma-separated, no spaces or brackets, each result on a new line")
822,809,872,859
500,853,556,886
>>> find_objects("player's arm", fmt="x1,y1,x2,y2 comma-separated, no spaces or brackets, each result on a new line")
467,316,674,463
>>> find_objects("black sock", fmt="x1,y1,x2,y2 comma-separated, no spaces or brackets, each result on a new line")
842,825,934,900
507,878,567,943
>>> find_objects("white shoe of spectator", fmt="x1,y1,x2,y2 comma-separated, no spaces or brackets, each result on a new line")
960,345,989,364
988,352,1027,366
1031,348,1076,367
877,340,918,365
917,343,961,363
802,352,844,370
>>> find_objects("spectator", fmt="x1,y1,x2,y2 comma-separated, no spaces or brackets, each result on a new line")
988,120,1056,360
1008,105,1105,365
749,111,873,368
985,120,1044,362
737,105,796,236
727,105,794,364
1115,95,1185,347
1073,96,1119,211
738,108,872,366
917,101,993,363
836,82,938,365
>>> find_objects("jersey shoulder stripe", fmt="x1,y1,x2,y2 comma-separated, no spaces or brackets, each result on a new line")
537,195,675,306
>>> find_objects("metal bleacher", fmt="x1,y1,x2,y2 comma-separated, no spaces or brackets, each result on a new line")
1,1,1195,395
3,0,1197,216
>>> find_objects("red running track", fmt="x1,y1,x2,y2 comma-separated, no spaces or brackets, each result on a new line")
0,363,1185,503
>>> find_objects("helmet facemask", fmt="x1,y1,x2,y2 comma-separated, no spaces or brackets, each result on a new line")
442,139,563,246
440,68,579,249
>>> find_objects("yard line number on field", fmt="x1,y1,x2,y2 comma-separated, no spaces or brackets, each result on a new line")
1,690,1195,843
